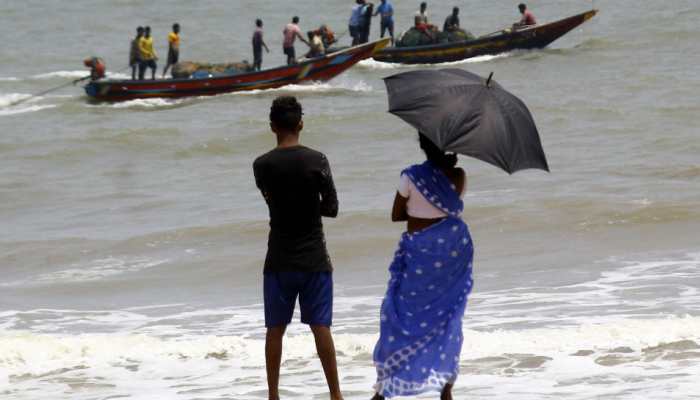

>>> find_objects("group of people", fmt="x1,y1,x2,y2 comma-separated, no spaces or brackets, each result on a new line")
254,17,337,68
129,24,180,80
254,95,474,400
349,1,537,46
254,2,536,70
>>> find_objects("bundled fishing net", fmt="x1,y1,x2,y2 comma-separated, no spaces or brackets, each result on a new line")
397,27,475,47
171,61,254,79
437,29,476,43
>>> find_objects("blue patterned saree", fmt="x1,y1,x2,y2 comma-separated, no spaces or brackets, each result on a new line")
373,161,474,398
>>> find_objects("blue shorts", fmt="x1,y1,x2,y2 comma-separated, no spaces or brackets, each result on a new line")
264,271,333,328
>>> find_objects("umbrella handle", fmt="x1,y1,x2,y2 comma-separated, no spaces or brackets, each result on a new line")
486,72,494,88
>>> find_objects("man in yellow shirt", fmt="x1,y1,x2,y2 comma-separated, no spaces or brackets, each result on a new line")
162,23,180,78
138,26,157,80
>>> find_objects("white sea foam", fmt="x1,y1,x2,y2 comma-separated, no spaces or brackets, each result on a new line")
0,104,56,116
358,53,510,70
1,70,128,82
233,79,374,96
86,80,374,110
92,97,186,109
0,93,32,107
0,315,698,400
0,93,57,116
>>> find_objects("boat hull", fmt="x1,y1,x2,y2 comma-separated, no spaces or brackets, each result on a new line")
373,10,597,64
85,39,389,102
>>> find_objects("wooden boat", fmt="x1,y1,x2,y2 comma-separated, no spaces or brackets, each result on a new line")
84,38,389,102
373,10,597,64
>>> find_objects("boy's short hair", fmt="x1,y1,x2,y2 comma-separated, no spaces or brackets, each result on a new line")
256,19,263,27
270,96,303,130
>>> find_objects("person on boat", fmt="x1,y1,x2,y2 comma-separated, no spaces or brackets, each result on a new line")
412,13,437,43
359,2,374,44
162,23,180,78
374,0,395,45
253,96,343,400
129,26,143,80
370,133,473,400
415,2,429,25
349,0,366,46
83,57,106,81
305,31,325,58
315,24,337,50
443,7,460,32
513,3,537,29
138,26,158,80
283,16,309,65
252,19,270,71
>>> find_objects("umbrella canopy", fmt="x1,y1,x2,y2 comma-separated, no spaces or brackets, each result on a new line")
384,69,549,174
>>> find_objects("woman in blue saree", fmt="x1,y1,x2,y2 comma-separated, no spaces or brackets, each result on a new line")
371,133,474,400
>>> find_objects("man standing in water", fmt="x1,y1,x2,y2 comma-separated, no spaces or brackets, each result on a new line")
162,23,180,78
253,96,343,400
282,16,308,65
252,19,270,71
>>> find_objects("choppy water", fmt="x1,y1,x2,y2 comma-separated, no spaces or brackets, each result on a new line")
1,0,699,399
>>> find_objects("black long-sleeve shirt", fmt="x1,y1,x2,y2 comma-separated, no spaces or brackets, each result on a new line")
253,145,338,272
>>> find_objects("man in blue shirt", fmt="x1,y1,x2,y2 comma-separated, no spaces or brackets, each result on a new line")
348,0,366,45
374,0,395,45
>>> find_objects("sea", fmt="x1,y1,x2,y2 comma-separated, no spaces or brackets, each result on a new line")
1,0,699,399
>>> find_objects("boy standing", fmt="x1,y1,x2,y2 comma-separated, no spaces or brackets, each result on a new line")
138,26,157,80
253,96,343,400
252,19,270,71
162,23,180,78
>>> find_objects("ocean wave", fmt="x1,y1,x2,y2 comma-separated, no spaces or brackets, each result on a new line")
0,76,19,82
32,70,88,80
578,202,700,228
174,137,239,158
573,37,619,51
1,257,168,287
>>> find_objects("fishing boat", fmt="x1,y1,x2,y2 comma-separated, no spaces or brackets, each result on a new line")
373,10,597,64
84,38,389,102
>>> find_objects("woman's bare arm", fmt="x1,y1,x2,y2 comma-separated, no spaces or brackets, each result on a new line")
391,191,409,222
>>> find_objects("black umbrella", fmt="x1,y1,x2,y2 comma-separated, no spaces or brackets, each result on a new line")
384,68,549,174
